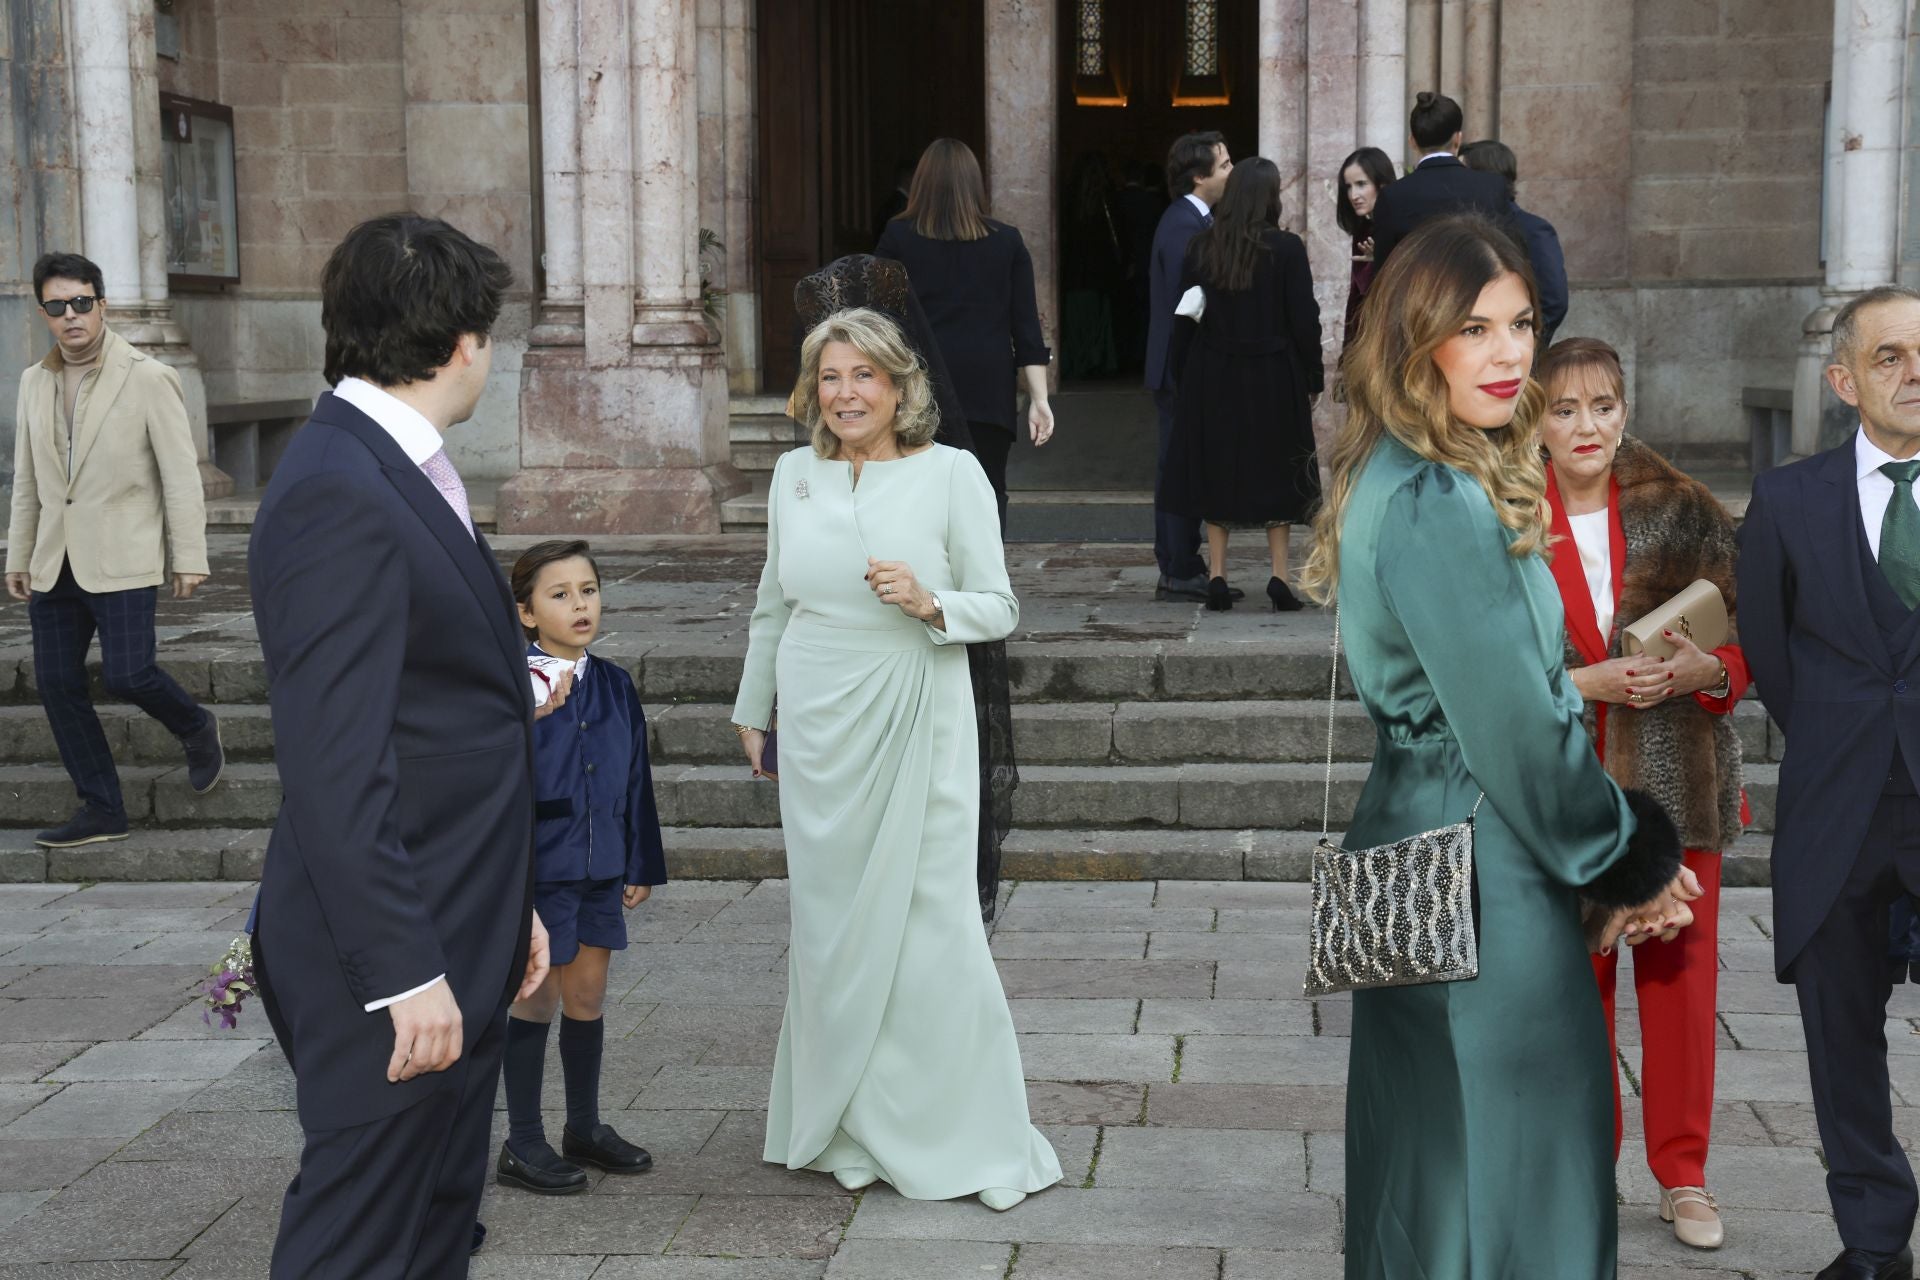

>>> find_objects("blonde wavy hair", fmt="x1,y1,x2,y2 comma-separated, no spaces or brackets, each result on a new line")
792,308,938,457
1302,216,1550,603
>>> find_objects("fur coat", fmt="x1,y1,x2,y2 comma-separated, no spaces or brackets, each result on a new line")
1555,436,1745,852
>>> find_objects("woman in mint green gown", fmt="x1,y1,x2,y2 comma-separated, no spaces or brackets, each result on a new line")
1303,216,1694,1279
732,308,1061,1210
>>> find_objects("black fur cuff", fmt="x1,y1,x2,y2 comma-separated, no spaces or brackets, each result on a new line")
1582,788,1683,909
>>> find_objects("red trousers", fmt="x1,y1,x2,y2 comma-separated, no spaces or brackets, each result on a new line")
1591,847,1721,1189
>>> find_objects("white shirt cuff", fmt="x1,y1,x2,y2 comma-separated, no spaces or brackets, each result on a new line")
364,974,445,1013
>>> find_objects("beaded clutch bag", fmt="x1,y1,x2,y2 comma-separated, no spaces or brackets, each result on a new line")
1304,607,1483,997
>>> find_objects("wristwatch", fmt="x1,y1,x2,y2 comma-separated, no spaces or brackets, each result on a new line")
1703,658,1730,700
928,591,944,621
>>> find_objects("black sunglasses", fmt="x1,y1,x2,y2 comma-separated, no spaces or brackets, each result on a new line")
39,297,98,317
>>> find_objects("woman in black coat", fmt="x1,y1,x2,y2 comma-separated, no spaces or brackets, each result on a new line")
1165,156,1322,612
876,138,1054,529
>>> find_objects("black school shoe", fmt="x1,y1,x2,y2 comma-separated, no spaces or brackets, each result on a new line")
34,806,129,849
1816,1245,1914,1279
563,1122,654,1173
471,1221,486,1256
496,1140,588,1194
182,713,224,794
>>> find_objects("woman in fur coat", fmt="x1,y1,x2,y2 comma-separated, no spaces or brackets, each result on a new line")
1537,337,1750,1254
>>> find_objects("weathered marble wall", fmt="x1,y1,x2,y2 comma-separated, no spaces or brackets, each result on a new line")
0,0,82,490
697,0,757,394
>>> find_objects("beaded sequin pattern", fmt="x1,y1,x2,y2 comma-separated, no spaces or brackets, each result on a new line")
1305,821,1479,996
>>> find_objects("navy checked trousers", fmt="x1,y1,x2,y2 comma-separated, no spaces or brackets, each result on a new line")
28,560,206,818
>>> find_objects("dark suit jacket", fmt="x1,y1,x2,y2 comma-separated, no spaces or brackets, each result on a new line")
1512,205,1568,345
873,219,1049,433
1737,441,1920,978
1371,156,1511,265
1145,195,1210,393
249,392,535,1129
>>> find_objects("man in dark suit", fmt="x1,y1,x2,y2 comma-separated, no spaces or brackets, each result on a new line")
1459,139,1569,346
1370,91,1510,265
249,214,555,1278
1738,285,1920,1280
1147,131,1234,602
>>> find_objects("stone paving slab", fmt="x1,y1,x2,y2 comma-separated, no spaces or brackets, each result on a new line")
0,880,1901,1276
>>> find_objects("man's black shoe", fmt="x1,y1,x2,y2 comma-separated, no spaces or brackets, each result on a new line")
1155,573,1210,602
495,1140,588,1194
34,807,129,849
563,1122,654,1173
182,713,224,794
470,1221,486,1256
1816,1245,1914,1279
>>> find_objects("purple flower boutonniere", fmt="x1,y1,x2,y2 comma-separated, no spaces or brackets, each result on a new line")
201,936,257,1030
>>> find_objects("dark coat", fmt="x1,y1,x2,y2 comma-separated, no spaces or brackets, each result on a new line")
1547,437,1748,853
1163,228,1323,525
528,644,668,889
1370,156,1510,264
1738,441,1920,977
1145,195,1210,393
1512,204,1569,345
873,219,1050,434
248,392,534,1130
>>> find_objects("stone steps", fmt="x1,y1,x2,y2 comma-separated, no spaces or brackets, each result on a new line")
0,823,1780,888
0,759,1785,835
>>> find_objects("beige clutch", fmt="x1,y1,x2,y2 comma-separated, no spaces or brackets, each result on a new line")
1622,579,1727,659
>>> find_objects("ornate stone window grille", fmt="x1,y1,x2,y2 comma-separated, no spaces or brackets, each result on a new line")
1072,0,1126,107
1173,0,1228,106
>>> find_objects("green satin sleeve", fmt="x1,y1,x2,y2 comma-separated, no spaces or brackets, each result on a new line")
1375,465,1635,888
731,451,791,729
926,449,1019,647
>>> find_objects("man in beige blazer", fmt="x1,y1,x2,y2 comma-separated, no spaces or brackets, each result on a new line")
5,252,224,848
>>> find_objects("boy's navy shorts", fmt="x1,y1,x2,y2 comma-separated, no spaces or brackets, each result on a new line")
533,876,628,965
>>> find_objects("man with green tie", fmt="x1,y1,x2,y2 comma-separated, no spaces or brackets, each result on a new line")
1738,285,1920,1280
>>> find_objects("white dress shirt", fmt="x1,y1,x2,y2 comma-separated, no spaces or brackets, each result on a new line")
1183,192,1211,220
1857,425,1920,561
1418,150,1456,167
332,376,453,1013
1567,509,1615,640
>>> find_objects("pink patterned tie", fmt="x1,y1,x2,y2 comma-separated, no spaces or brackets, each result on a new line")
419,448,474,538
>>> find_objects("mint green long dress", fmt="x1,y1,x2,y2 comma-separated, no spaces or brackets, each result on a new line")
1336,439,1642,1279
732,443,1062,1201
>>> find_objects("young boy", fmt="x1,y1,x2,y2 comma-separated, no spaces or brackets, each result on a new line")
498,539,668,1193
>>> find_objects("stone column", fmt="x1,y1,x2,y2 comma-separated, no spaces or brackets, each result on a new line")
699,0,758,393
1461,0,1497,140
530,0,584,342
985,0,1057,381
72,0,229,495
1792,0,1909,456
1261,0,1311,236
1404,0,1440,167
1304,0,1361,455
1357,0,1407,162
502,0,743,532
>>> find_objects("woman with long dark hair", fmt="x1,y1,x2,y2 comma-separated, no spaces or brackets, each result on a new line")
1336,146,1397,352
1302,215,1699,1278
1162,156,1321,611
876,138,1054,528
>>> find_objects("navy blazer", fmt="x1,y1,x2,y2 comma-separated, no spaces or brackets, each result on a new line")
1512,204,1568,345
1370,156,1511,265
528,645,668,888
248,391,535,1130
1145,196,1210,393
1737,441,1920,978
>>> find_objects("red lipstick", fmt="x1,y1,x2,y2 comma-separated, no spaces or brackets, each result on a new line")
1479,380,1522,399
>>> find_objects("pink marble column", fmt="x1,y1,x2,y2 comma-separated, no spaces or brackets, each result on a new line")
1357,0,1407,160
1261,0,1311,236
985,0,1058,380
502,0,743,533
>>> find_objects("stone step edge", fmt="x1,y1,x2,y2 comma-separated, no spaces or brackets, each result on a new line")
0,826,1776,886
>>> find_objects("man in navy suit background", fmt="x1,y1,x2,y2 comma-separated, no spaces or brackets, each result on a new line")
1738,285,1920,1280
1369,91,1509,266
249,214,554,1277
1146,131,1233,602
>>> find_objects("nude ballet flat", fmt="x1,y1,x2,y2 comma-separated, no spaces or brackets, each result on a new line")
833,1168,878,1192
978,1187,1026,1212
1659,1186,1724,1250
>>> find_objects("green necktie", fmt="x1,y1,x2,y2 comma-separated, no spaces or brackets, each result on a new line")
1881,459,1920,608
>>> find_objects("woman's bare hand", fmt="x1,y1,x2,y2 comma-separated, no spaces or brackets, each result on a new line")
739,727,767,776
1570,657,1641,706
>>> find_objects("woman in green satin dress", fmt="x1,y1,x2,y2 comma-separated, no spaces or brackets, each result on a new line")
1302,216,1699,1279
732,308,1061,1212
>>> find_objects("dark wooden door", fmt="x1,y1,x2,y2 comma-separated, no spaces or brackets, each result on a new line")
755,0,986,393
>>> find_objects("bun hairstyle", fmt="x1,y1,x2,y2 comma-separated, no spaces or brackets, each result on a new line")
1409,91,1465,150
